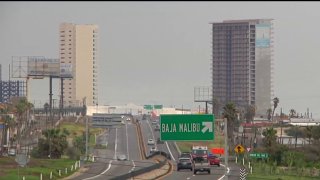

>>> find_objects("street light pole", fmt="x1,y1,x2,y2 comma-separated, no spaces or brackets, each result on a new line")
85,116,88,160
224,118,229,180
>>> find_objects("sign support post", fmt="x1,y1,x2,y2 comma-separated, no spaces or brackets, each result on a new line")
224,118,228,180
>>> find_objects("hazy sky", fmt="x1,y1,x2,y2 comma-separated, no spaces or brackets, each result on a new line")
1,1,320,117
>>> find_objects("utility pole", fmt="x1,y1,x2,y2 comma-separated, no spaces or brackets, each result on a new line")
83,97,88,160
85,116,88,160
224,118,229,180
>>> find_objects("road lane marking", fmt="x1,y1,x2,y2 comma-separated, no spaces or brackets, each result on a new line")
218,164,230,180
83,160,113,180
165,141,176,161
129,160,136,173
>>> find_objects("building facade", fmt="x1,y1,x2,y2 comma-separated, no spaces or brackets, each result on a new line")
211,19,274,116
59,23,98,107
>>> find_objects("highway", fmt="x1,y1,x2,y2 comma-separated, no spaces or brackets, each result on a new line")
75,116,156,180
72,114,241,180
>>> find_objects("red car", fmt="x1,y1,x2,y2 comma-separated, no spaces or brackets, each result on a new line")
208,154,220,167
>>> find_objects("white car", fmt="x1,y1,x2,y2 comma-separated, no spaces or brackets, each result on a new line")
147,139,155,145
8,149,16,156
117,154,127,161
150,146,157,154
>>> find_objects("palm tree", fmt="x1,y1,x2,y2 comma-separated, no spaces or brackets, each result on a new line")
14,97,34,151
262,127,277,154
245,105,256,123
0,104,15,149
289,109,296,118
267,108,272,121
271,97,279,123
42,128,69,159
222,102,237,147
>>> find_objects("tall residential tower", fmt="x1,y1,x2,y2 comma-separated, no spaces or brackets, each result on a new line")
59,23,98,107
211,19,274,116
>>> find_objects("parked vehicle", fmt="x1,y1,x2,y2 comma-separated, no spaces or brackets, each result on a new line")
177,157,193,171
8,148,16,156
193,157,210,174
208,154,220,166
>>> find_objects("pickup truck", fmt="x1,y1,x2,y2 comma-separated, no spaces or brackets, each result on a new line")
193,157,211,174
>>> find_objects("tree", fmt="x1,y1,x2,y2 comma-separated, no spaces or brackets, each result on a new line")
289,109,296,118
0,104,16,148
37,128,69,159
311,126,320,144
271,97,279,123
245,105,256,123
44,103,49,129
304,126,313,145
14,97,34,151
222,102,237,147
267,108,272,121
262,127,277,153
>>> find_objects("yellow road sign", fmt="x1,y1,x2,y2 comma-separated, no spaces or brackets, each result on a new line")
234,144,245,153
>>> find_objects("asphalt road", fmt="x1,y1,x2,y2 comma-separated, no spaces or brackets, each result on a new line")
75,117,156,180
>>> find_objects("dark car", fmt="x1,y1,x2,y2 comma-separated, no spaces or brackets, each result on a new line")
208,154,220,166
154,124,160,131
177,157,193,171
179,152,192,159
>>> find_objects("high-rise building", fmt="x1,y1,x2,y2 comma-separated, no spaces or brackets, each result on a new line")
211,19,274,116
59,23,98,107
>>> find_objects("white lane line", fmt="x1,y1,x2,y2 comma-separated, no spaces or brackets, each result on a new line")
165,141,176,161
126,123,130,160
217,164,230,180
129,160,136,173
83,160,113,180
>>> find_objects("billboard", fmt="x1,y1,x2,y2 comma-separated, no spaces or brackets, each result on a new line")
27,57,73,78
255,24,271,48
28,57,60,77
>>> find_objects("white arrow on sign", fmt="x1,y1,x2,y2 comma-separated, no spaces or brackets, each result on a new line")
202,122,213,133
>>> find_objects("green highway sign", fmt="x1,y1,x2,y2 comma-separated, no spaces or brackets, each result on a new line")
144,105,153,110
249,153,269,159
154,105,163,109
160,114,215,141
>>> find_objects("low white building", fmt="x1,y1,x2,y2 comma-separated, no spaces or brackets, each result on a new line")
86,103,192,116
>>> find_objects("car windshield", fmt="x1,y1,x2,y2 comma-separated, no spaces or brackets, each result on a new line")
181,153,190,157
180,159,190,162
194,157,208,163
193,150,207,155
